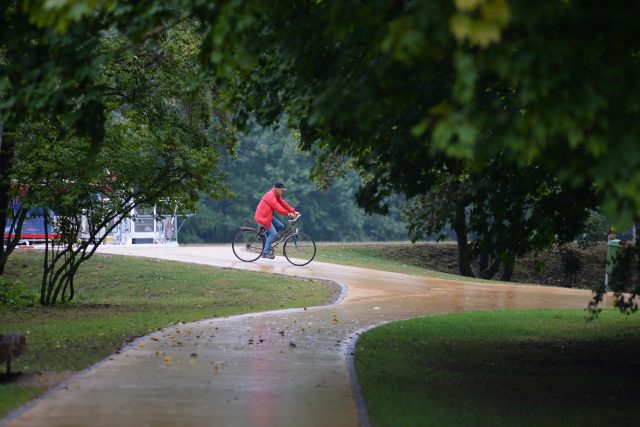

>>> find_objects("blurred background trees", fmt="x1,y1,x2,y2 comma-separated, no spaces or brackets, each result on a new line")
180,119,408,243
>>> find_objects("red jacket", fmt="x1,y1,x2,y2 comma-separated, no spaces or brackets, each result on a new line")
254,189,296,228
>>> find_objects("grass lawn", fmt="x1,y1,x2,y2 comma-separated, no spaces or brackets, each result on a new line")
0,250,336,418
356,309,640,427
0,386,45,418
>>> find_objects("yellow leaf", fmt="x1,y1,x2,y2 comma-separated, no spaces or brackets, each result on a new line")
455,0,483,11
450,14,472,41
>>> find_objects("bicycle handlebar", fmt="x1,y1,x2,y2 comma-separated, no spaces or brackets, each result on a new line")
288,213,302,224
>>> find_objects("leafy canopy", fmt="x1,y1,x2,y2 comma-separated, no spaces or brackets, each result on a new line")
188,0,640,227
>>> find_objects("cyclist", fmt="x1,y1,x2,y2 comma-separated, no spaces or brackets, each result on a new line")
254,183,298,259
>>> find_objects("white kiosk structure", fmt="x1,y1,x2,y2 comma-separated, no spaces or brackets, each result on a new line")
6,201,189,246
87,206,188,246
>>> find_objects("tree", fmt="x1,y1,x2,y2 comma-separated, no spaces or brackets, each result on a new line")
1,3,103,272
10,22,233,305
192,0,638,211
402,158,598,279
0,1,195,273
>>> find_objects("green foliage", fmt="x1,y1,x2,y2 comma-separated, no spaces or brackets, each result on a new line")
600,239,640,315
401,159,598,279
180,120,408,243
0,1,194,276
195,0,640,234
8,22,234,305
0,277,37,309
577,211,608,249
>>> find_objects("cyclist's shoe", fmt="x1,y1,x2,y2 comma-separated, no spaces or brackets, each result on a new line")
261,252,275,259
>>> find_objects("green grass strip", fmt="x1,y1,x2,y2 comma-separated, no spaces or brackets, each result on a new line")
0,386,46,418
356,309,640,427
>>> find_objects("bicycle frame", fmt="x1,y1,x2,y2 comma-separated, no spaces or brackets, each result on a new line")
258,215,300,249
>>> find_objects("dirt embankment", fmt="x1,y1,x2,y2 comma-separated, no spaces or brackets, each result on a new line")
373,242,608,289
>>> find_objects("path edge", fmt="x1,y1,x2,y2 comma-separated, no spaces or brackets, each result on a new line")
344,321,393,427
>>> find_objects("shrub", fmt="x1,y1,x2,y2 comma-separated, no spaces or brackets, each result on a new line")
0,278,37,309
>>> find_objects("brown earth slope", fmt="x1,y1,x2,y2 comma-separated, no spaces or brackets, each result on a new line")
367,242,608,289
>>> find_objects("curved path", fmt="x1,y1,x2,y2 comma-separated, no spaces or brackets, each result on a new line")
4,245,600,427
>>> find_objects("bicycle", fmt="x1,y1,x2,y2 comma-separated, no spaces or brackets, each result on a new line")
232,213,316,266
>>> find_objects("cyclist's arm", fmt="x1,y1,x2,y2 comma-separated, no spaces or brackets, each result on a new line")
279,198,296,215
265,193,292,216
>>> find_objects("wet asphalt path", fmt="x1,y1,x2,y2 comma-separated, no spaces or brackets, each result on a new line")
3,245,598,427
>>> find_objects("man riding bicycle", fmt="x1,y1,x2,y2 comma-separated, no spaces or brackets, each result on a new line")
254,183,299,259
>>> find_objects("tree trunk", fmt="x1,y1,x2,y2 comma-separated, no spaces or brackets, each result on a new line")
41,210,50,306
478,249,489,273
501,254,515,281
453,201,474,277
480,259,501,279
0,125,17,275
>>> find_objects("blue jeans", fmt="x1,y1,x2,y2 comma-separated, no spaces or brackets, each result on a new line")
263,217,284,254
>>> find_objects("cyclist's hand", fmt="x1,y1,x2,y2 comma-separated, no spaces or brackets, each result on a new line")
288,212,296,218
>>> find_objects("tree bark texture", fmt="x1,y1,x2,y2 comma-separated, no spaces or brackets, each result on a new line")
453,201,474,277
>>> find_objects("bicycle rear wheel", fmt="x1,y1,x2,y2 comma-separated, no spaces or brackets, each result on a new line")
283,232,316,266
232,230,264,262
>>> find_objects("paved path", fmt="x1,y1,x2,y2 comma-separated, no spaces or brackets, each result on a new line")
4,245,598,427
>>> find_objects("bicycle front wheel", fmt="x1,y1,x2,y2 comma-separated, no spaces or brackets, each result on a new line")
283,232,316,266
232,230,264,262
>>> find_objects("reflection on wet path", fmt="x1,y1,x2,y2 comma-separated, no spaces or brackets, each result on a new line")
4,245,600,427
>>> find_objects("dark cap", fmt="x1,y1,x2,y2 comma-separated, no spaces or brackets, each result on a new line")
274,182,287,190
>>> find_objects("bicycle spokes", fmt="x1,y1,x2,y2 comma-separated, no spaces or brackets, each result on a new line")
232,230,265,262
283,232,316,266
